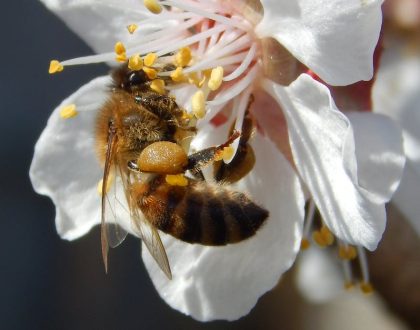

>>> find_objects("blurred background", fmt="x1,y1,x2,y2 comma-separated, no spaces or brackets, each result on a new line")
0,1,418,329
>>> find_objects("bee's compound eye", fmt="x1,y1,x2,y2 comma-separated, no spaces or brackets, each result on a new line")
128,71,147,86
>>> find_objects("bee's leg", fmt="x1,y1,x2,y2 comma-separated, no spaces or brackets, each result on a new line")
186,131,240,176
214,96,256,183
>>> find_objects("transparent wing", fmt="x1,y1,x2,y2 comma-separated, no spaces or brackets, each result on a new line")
100,124,128,272
103,164,129,248
130,202,172,280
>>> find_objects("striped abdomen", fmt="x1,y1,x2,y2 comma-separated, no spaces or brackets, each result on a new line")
131,176,269,245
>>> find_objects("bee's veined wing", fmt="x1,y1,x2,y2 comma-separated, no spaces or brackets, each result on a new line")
103,165,129,248
130,204,172,280
100,125,128,272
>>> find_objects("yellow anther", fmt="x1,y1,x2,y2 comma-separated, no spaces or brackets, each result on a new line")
144,52,157,67
144,0,162,14
360,282,374,294
142,67,157,79
171,67,186,82
59,104,78,119
128,54,143,71
174,47,192,67
222,146,235,162
150,79,165,94
192,90,206,119
115,53,127,63
165,174,188,186
300,238,310,250
338,245,357,260
127,24,138,34
208,66,224,91
313,225,334,247
49,60,63,74
344,281,354,290
97,175,113,196
114,41,126,55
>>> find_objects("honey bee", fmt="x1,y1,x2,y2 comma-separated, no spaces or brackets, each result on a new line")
95,63,269,279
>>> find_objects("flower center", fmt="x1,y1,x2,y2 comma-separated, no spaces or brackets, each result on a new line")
49,0,267,160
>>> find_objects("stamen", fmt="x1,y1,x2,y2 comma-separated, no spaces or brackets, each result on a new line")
313,225,334,247
222,146,235,162
192,90,206,119
156,24,228,57
161,0,250,30
114,41,126,55
60,104,77,119
144,52,157,67
301,199,316,250
207,64,258,106
150,79,166,94
170,67,186,82
128,54,143,71
342,259,355,290
127,24,138,34
144,0,163,14
165,174,188,186
357,246,374,294
183,34,251,74
49,60,63,74
208,66,224,91
338,244,357,260
116,54,127,63
224,43,257,81
174,47,192,67
143,67,158,79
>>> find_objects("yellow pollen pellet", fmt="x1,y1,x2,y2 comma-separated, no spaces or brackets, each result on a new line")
208,66,224,91
97,175,113,196
192,90,205,119
338,245,357,260
344,281,354,290
142,67,157,79
313,225,334,247
49,60,63,74
116,53,127,63
174,47,192,67
360,282,374,294
127,24,138,34
144,0,162,14
144,52,157,67
300,238,310,250
128,54,143,70
165,174,188,186
60,104,78,119
114,41,126,55
150,79,165,94
171,67,186,82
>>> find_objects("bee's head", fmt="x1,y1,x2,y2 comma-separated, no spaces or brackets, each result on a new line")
111,64,149,92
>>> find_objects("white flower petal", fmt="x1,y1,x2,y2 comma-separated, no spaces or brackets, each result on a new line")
30,76,110,240
256,0,383,86
263,74,385,250
347,112,405,203
373,45,420,176
373,45,420,234
142,133,305,321
40,0,167,54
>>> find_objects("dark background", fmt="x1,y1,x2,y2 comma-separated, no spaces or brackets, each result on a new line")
0,1,415,330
